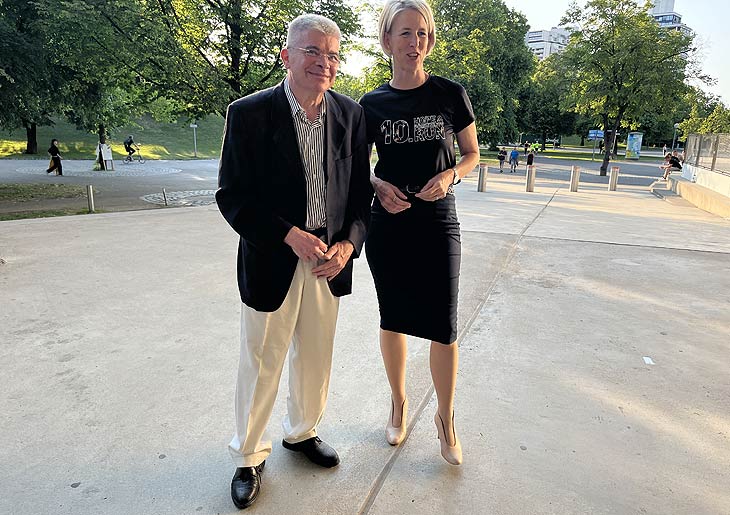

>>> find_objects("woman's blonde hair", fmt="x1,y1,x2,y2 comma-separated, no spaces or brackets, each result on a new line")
378,0,436,57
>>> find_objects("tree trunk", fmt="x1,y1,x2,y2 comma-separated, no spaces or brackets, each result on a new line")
24,121,38,154
97,124,107,170
541,130,547,151
229,0,242,96
580,134,585,146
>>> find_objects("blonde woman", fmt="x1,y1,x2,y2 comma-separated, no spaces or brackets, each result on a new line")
359,0,479,465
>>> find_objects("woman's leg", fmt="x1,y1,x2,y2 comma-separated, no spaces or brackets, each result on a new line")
380,329,407,425
430,340,458,445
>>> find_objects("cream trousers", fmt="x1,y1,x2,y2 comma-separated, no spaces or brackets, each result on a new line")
228,258,340,467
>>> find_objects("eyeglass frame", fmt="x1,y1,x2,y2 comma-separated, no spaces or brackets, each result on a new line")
292,46,341,65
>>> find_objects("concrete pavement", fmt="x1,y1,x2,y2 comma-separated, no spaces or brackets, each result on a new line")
1,170,729,515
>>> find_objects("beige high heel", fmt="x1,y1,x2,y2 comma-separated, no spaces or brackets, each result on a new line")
434,411,462,465
386,398,408,446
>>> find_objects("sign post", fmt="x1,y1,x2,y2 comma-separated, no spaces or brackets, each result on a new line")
588,129,604,161
98,143,114,171
190,122,198,157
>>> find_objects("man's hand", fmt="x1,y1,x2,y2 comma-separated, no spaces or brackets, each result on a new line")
312,241,354,281
373,176,410,214
284,227,328,261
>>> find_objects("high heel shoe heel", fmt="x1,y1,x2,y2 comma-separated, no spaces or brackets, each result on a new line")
434,411,462,465
386,397,407,446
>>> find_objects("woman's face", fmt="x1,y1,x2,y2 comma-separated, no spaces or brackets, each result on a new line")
384,9,432,71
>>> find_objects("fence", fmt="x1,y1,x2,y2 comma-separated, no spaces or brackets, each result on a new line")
684,133,730,175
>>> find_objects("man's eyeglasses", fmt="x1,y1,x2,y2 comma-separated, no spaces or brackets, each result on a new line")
293,47,341,65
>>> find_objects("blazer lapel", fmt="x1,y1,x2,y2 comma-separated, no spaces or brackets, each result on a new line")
271,82,305,184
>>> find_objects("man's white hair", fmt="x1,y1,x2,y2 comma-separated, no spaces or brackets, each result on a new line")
286,14,341,47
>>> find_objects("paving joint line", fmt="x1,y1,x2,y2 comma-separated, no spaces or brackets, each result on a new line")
357,188,560,515
461,230,730,256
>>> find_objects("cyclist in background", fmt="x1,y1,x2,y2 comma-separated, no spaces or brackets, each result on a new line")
124,135,136,157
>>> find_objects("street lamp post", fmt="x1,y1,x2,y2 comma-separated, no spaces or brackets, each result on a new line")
671,122,680,152
190,122,199,158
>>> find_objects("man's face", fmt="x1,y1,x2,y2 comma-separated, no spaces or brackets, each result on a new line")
281,29,340,97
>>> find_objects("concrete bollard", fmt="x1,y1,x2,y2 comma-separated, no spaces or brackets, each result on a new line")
86,185,95,213
608,166,620,191
477,163,488,192
569,165,581,192
525,165,536,192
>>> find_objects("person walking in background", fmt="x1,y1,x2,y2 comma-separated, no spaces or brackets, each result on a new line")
662,143,668,155
360,0,480,466
216,13,372,510
498,147,506,172
526,148,534,169
509,147,519,172
46,139,63,176
524,141,529,155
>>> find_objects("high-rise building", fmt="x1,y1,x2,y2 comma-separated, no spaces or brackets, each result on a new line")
524,27,571,61
651,0,691,34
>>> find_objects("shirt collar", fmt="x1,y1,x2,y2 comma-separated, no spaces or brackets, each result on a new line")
284,78,326,121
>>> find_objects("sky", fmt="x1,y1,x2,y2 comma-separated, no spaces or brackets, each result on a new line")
342,0,729,105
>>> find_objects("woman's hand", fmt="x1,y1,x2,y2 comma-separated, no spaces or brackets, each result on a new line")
415,170,452,202
373,176,411,214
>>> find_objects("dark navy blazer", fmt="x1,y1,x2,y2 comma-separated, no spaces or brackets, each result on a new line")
216,82,373,312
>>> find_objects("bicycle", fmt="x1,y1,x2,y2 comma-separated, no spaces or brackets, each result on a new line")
122,143,146,164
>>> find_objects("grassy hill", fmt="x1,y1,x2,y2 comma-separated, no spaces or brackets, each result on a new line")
0,115,225,160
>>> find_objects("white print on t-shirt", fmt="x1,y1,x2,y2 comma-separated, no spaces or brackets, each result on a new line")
380,115,446,144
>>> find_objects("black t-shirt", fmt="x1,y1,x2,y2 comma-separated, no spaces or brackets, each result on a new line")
668,156,682,169
48,144,60,157
360,75,475,188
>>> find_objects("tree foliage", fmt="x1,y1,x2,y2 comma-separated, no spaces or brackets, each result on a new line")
0,0,62,152
55,0,361,118
679,89,730,135
561,0,696,172
427,0,535,147
518,54,576,149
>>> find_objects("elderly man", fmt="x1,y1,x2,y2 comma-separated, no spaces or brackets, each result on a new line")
216,13,372,511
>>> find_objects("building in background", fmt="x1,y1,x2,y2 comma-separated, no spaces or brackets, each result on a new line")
525,1,691,61
524,27,571,60
651,0,691,34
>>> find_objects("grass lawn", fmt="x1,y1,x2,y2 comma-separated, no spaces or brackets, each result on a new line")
0,115,225,160
0,183,86,202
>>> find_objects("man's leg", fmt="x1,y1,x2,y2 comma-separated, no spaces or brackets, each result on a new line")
228,261,306,467
283,259,340,443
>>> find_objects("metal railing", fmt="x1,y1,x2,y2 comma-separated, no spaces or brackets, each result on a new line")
684,133,730,175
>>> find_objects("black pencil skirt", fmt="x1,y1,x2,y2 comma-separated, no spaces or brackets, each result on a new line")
365,193,461,345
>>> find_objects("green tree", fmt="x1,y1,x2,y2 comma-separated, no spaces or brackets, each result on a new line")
57,0,361,118
428,0,535,147
0,0,60,153
679,89,728,135
561,0,696,174
519,54,576,150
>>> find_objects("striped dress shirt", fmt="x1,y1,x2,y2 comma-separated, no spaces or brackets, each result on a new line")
284,79,327,231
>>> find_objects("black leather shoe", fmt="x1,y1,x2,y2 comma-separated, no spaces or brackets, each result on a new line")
282,436,340,468
230,461,265,510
